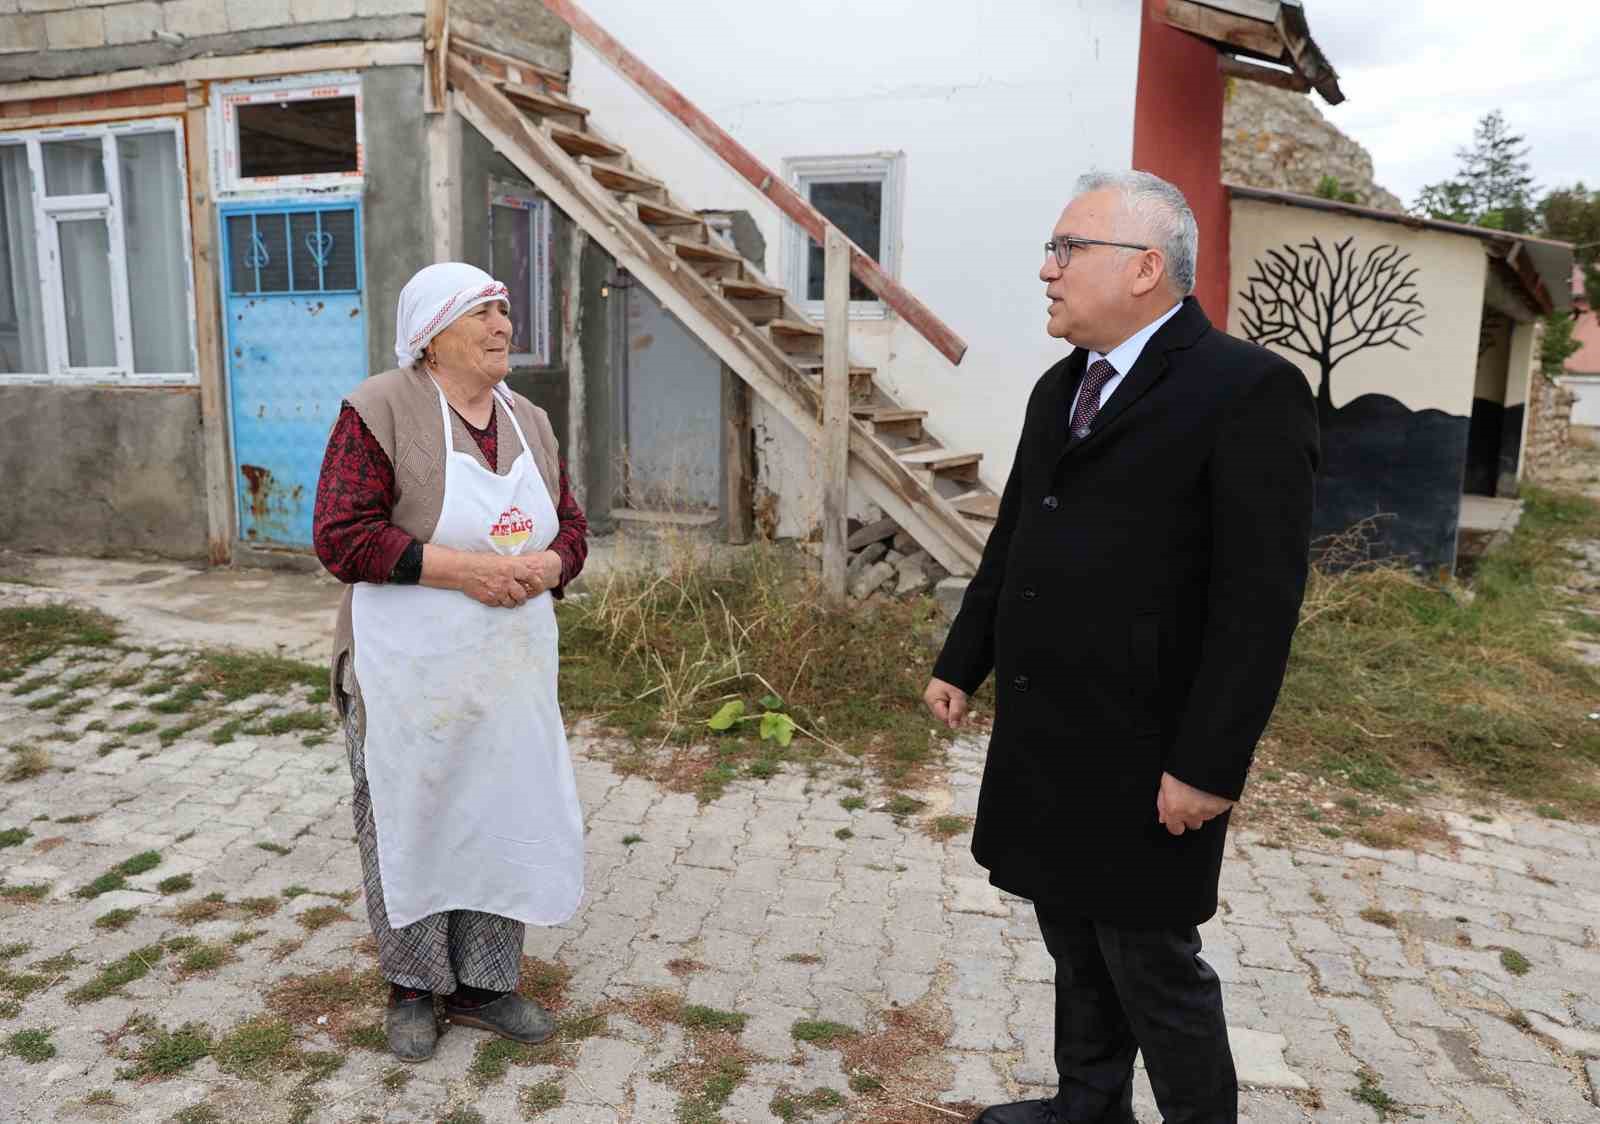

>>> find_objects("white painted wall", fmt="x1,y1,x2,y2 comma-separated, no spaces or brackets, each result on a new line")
568,0,1141,536
1564,377,1600,428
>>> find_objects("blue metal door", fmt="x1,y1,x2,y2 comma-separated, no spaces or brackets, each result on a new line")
221,202,366,547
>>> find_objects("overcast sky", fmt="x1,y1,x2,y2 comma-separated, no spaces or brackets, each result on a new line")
1308,1,1599,209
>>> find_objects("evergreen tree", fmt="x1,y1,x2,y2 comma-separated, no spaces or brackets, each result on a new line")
1540,184,1600,314
1413,109,1536,232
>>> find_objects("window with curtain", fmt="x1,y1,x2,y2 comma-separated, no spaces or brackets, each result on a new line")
0,121,195,383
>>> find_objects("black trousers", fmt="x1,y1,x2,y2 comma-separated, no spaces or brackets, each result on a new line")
1036,907,1237,1124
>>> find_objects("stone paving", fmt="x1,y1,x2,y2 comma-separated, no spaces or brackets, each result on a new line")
2,579,1599,1122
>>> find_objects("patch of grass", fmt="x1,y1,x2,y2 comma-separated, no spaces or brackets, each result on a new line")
176,943,234,977
173,895,229,924
678,1005,748,1033
296,904,352,932
0,999,19,1018
441,1110,486,1124
344,1023,388,1051
229,929,266,947
30,952,81,974
885,794,925,817
82,1089,118,1106
834,827,854,840
92,907,140,930
158,718,209,746
24,689,72,711
157,874,194,895
4,745,50,782
1270,491,1600,819
0,943,28,961
148,683,205,714
54,812,93,824
519,1079,564,1117
1535,804,1568,820
556,544,963,791
673,1054,748,1124
116,1021,212,1080
239,896,280,919
1499,948,1532,976
770,1087,847,1122
622,833,643,846
0,882,50,904
67,944,165,1003
5,1026,56,1063
1349,1067,1415,1121
1359,908,1399,929
122,720,158,736
0,827,30,848
192,650,324,702
472,1037,546,1085
173,1107,221,1124
558,1009,608,1040
56,697,93,718
211,1016,295,1080
848,1072,883,1093
839,795,866,812
256,841,292,856
0,966,51,1001
249,710,328,737
282,884,310,898
791,1019,857,1046
10,673,59,694
381,1066,413,1091
925,814,973,840
782,953,823,965
75,850,162,899
265,966,387,1045
107,667,145,689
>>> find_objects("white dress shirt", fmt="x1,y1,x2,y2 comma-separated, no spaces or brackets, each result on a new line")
1069,302,1183,424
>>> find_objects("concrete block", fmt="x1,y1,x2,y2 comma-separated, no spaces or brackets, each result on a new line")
162,0,229,36
0,12,45,50
1226,1026,1309,1090
224,0,290,32
44,6,105,49
355,0,420,14
104,0,160,44
290,0,354,19
848,559,895,600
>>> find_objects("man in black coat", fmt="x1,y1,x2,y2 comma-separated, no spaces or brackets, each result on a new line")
925,171,1318,1124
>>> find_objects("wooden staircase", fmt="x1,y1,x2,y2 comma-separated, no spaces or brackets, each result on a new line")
448,52,999,576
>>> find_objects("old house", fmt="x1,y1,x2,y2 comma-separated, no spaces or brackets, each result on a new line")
0,0,1348,583
1560,267,1600,441
1227,187,1574,571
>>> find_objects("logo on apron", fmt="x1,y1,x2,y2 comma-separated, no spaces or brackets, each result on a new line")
489,505,534,553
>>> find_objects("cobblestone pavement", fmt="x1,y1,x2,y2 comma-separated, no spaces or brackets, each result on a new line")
2,588,1599,1123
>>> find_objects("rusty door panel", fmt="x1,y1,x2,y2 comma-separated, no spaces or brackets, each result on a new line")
221,203,367,548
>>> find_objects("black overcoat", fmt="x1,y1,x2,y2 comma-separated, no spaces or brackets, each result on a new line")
933,298,1319,926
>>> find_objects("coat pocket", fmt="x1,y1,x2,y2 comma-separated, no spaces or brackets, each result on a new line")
1129,612,1161,738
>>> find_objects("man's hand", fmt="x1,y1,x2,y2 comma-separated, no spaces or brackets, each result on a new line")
923,677,969,729
1156,772,1233,836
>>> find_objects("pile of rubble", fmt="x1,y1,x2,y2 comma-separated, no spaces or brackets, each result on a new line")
843,517,950,600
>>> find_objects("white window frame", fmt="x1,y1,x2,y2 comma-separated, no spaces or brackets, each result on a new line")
213,72,364,197
0,117,198,386
783,152,904,321
488,179,553,367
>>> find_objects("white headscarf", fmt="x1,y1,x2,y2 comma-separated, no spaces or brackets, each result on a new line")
394,262,511,370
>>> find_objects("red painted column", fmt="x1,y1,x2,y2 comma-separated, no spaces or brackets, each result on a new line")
1131,0,1229,322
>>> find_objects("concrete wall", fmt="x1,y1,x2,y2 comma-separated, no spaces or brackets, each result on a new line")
450,0,568,74
0,0,425,82
361,64,430,378
0,385,208,559
566,0,1141,533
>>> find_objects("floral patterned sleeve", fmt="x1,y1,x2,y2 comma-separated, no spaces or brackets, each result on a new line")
549,461,588,599
312,404,417,584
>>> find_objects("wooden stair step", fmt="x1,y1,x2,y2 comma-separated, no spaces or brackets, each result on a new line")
952,492,1002,522
668,236,743,264
547,124,623,159
794,360,875,378
500,81,589,120
586,160,663,195
719,277,787,300
900,448,982,474
767,318,823,338
852,407,926,423
633,198,704,228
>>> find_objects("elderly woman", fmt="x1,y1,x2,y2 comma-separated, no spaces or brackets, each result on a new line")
312,262,588,1062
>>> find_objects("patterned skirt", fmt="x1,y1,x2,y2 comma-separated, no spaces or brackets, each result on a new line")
343,701,524,994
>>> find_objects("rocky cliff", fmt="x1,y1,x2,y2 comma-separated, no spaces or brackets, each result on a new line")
1223,81,1404,212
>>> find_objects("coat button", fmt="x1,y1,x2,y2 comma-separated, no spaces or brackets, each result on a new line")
1042,495,1059,510
1021,586,1037,600
1012,674,1030,691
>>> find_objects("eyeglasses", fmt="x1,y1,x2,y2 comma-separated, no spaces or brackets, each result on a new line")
1044,236,1152,270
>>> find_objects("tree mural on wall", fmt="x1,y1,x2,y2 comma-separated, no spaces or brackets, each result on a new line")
1237,237,1425,419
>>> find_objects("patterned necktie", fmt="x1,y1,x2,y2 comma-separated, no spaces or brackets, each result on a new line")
1070,358,1118,438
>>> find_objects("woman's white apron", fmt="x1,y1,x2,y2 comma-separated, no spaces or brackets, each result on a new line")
351,382,584,930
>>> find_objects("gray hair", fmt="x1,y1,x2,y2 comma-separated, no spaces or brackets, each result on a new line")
1073,170,1198,297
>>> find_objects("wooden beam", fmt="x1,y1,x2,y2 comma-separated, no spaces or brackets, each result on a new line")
184,90,235,566
0,101,187,130
423,0,449,114
821,227,851,601
1219,54,1310,94
536,0,969,367
721,365,752,545
1164,0,1285,59
425,93,460,263
0,41,422,105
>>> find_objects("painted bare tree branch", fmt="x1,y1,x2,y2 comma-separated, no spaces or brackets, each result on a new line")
1237,237,1426,415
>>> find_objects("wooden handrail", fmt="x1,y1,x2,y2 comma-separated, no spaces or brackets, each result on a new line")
537,0,969,366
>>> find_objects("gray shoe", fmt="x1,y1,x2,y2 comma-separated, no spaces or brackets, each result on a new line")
385,992,438,1062
444,992,556,1044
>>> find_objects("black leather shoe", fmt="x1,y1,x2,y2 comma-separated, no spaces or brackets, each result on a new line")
975,1100,1060,1123
443,992,556,1044
385,990,438,1062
